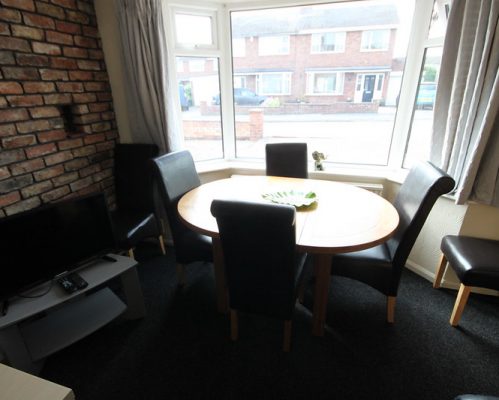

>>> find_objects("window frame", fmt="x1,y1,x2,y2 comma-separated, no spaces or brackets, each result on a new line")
310,31,346,54
306,71,344,95
360,29,391,51
257,72,292,95
167,0,438,171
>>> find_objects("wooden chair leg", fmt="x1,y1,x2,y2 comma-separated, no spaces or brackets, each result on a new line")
128,248,135,260
176,263,186,286
387,296,396,324
283,320,292,352
158,234,166,255
433,253,447,289
230,309,238,341
450,284,471,326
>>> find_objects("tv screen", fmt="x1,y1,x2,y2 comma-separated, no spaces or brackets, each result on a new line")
0,192,116,302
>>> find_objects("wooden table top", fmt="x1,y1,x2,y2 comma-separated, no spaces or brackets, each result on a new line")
178,176,399,255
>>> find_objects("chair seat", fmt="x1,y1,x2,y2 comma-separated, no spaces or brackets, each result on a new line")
332,243,394,295
441,235,499,290
175,229,213,265
110,210,159,249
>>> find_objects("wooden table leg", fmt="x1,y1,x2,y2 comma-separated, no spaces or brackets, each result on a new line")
212,237,228,313
312,253,332,336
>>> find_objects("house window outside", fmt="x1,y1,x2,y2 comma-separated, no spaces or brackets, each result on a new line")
307,72,344,95
168,0,443,169
232,38,246,57
258,35,290,56
258,73,291,95
311,31,346,53
361,29,390,51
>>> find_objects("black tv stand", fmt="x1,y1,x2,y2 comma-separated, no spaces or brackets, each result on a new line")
0,254,144,374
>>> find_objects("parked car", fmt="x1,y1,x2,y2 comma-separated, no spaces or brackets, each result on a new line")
416,83,437,109
212,88,267,106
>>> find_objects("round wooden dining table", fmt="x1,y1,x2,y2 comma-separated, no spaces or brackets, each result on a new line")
178,175,399,336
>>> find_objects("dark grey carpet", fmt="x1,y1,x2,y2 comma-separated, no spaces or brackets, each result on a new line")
41,243,499,400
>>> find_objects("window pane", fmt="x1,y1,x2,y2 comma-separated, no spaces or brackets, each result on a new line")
428,0,450,39
403,47,442,168
231,1,415,165
176,56,223,161
175,13,213,46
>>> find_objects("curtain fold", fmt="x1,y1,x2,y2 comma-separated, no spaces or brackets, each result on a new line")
115,0,181,153
430,0,499,207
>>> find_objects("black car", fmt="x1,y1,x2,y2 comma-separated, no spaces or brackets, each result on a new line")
212,88,267,105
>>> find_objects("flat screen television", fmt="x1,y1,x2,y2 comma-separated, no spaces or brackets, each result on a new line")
0,192,117,303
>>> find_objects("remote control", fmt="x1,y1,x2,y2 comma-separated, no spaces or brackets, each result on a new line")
57,277,78,293
67,272,88,290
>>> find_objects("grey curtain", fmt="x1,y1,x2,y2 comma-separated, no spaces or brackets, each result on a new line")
430,0,499,206
115,0,181,153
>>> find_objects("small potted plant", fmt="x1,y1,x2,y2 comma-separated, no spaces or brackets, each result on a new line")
312,151,327,171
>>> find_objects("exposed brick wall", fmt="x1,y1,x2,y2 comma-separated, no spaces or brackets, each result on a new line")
0,0,118,218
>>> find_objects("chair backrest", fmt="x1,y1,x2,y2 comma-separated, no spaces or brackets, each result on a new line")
211,199,299,320
114,143,159,213
387,161,455,270
266,143,308,178
152,150,201,240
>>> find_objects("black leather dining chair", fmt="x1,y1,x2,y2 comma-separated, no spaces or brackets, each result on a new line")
152,150,213,286
265,142,308,178
110,143,166,260
330,161,455,323
211,199,307,352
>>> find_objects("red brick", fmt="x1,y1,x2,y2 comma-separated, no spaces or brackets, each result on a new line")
29,106,59,118
0,191,20,207
0,81,23,94
44,149,72,165
64,157,87,171
0,8,21,22
17,119,50,134
0,166,9,180
49,56,77,69
76,59,100,70
1,0,35,11
0,96,7,107
70,104,88,114
0,123,15,136
52,0,76,9
83,133,105,144
21,180,53,197
79,163,99,178
88,49,103,60
2,134,36,148
7,94,43,107
96,92,112,101
40,185,69,202
23,81,55,93
73,112,98,124
84,81,107,91
88,102,109,112
23,12,54,29
96,141,113,151
52,171,78,186
72,144,95,157
93,72,108,81
74,35,96,48
66,10,88,24
77,1,93,14
37,129,66,142
46,30,73,45
105,131,117,141
11,24,43,40
0,108,28,122
10,158,45,175
82,25,98,38
68,70,92,80
25,142,57,158
73,92,96,103
39,68,68,81
33,164,63,180
43,93,71,104
58,137,82,150
0,49,14,64
0,21,8,35
2,67,39,80
0,36,30,51
69,176,92,191
92,168,112,182
33,41,61,55
36,2,65,19
55,20,80,34
56,81,83,93
101,111,115,121
0,148,25,166
63,46,88,58
5,196,41,215
15,53,49,67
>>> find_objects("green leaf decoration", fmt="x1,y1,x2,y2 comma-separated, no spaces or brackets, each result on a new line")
261,190,318,208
